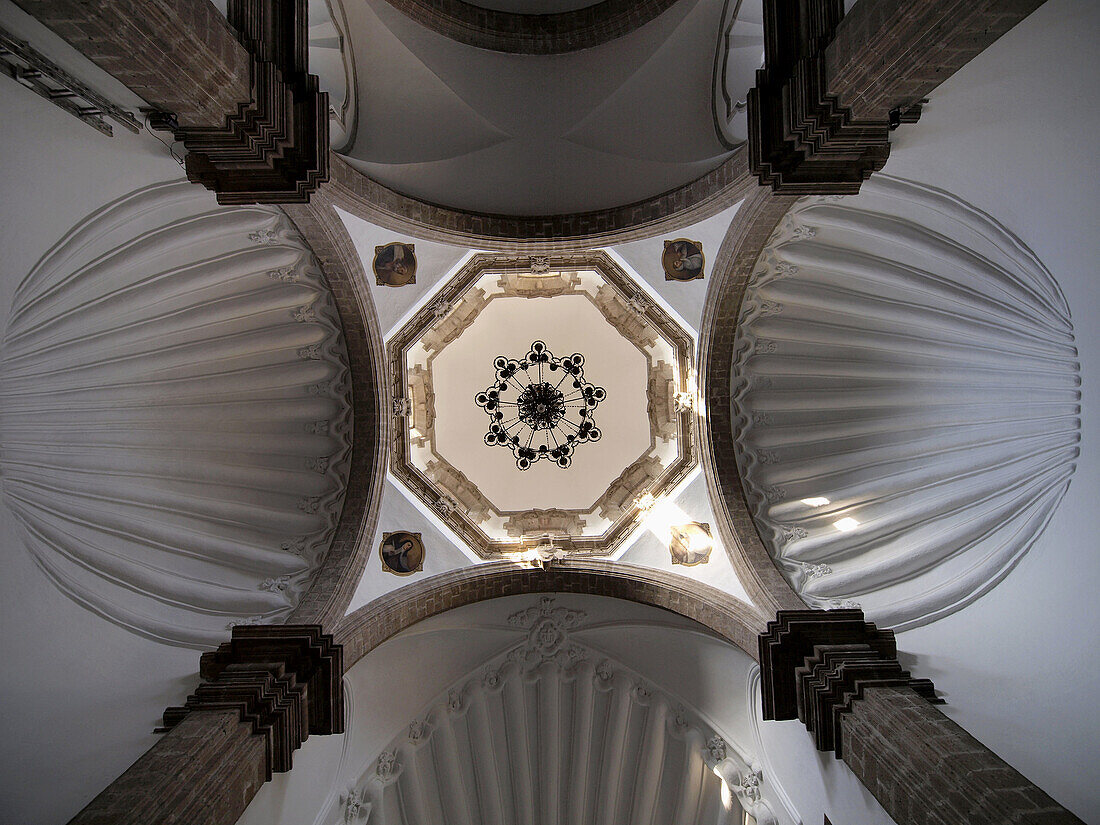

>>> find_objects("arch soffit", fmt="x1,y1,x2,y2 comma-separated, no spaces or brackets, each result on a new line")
326,148,755,250
378,0,682,55
334,560,767,668
699,187,806,614
284,190,391,627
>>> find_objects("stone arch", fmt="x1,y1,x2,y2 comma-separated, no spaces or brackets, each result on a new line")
324,150,756,250
699,186,806,615
283,192,390,627
333,560,766,667
377,0,681,55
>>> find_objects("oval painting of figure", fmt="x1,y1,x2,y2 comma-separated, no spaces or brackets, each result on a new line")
374,242,417,286
662,239,705,281
669,522,713,566
380,531,425,575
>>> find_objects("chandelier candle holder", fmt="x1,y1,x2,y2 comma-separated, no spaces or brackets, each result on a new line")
476,340,605,469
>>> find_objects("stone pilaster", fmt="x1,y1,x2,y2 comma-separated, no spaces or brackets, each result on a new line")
14,0,328,203
748,0,1047,193
759,610,1082,825
68,625,343,825
843,685,1081,825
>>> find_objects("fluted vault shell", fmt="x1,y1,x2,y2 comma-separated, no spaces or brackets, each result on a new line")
353,648,737,825
0,182,352,647
731,175,1081,630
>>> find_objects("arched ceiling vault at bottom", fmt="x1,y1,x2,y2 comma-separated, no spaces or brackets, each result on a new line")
348,644,747,825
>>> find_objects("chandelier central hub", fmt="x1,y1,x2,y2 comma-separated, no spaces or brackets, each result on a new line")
517,382,565,430
475,340,606,470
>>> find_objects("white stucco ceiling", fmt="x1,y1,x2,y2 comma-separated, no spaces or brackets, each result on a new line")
432,295,650,510
337,0,761,214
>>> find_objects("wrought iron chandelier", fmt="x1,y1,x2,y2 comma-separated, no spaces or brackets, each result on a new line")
475,340,605,469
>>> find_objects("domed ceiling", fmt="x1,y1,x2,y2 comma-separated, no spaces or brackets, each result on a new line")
389,251,697,559
329,0,764,214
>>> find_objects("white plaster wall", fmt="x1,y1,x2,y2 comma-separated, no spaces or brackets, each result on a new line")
611,199,744,336
878,1,1099,820
344,479,473,614
0,43,203,825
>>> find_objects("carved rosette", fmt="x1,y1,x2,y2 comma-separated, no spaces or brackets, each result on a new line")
173,0,329,203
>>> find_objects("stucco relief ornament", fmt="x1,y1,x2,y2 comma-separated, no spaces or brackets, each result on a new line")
529,255,552,274
706,736,728,762
376,750,397,780
736,767,763,803
225,615,264,630
408,720,427,742
507,596,587,669
259,575,291,593
475,340,605,470
248,228,278,245
341,788,371,823
433,495,458,518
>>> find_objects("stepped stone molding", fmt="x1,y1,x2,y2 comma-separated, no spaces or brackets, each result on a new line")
69,625,345,825
377,0,680,55
176,0,329,204
747,0,890,194
747,0,1048,193
759,610,936,755
0,181,353,647
162,625,344,774
13,0,329,203
758,610,1084,825
732,175,1081,630
339,596,773,825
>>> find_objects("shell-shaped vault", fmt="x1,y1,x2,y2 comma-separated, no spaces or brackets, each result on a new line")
732,175,1081,630
0,182,352,647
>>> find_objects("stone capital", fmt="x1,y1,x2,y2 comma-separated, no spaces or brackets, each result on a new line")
162,625,343,777
759,610,938,758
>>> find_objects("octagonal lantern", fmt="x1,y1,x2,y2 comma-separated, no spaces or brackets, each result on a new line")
388,252,696,559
